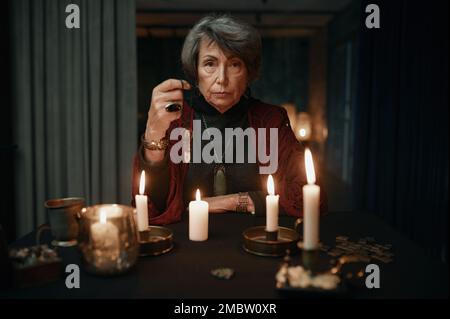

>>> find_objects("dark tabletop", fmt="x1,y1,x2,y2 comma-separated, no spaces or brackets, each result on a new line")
1,212,448,299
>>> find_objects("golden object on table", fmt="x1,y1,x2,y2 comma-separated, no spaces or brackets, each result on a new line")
78,204,139,276
139,226,174,256
242,226,300,257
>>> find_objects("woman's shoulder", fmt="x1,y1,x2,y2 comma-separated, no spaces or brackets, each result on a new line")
248,98,289,125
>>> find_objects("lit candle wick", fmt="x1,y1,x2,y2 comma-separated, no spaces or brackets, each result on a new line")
189,189,209,241
266,174,279,232
139,170,146,195
267,174,275,196
304,148,316,185
135,170,149,232
303,147,320,250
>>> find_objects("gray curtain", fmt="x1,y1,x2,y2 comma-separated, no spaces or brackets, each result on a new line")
10,0,137,238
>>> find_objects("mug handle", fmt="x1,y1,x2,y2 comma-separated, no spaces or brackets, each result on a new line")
35,224,51,246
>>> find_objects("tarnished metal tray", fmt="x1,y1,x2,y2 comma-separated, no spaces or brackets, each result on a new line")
139,226,174,257
242,226,300,257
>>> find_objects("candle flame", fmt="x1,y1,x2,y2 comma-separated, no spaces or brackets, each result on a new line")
100,210,107,224
305,148,316,184
267,175,275,195
196,189,201,201
139,170,146,195
299,128,306,137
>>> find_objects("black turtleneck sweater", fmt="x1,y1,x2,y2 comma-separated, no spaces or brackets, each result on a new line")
139,92,266,215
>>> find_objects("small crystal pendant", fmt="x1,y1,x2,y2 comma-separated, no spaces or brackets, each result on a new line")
213,164,227,196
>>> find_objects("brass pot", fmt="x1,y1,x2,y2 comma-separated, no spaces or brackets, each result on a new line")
77,204,139,276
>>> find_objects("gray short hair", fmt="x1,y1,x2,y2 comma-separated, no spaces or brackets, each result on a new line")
181,15,262,84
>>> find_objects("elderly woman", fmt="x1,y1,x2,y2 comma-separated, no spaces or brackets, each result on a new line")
132,15,327,224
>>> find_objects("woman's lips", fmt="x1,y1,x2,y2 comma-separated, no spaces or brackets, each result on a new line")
211,92,230,98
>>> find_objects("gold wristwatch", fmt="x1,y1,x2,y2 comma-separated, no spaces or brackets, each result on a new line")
141,134,169,151
236,192,249,213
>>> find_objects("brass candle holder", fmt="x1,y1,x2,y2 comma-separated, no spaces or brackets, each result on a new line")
242,226,300,257
265,229,279,241
138,226,174,257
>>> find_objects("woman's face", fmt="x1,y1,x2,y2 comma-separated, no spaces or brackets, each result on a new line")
197,38,248,113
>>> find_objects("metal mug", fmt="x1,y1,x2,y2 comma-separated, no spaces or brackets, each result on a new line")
44,197,85,247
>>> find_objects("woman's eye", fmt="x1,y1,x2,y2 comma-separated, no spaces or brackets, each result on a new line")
203,61,216,73
230,61,243,72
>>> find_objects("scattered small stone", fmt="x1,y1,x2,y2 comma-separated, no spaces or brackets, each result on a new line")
9,245,60,268
211,267,235,280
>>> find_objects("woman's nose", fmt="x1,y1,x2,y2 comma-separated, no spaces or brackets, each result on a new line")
216,65,228,86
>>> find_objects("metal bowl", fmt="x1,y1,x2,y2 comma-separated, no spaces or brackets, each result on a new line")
139,226,174,256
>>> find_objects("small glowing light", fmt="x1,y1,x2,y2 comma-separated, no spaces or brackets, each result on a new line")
299,129,306,137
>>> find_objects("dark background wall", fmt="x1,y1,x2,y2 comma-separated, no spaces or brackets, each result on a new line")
324,1,361,211
352,0,448,262
137,37,185,135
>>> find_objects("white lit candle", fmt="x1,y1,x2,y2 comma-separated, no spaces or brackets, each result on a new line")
303,148,320,250
135,170,149,232
266,175,279,232
90,206,120,270
189,189,209,241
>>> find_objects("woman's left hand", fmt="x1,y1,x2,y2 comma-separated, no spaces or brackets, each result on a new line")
203,194,254,213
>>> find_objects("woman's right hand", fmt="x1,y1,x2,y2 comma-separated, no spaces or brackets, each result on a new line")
146,79,192,139
144,79,191,163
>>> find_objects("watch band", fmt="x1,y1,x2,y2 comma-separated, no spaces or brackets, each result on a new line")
141,134,169,151
236,192,249,213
